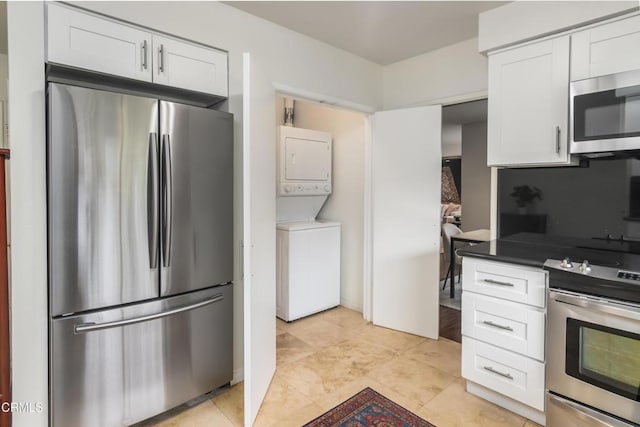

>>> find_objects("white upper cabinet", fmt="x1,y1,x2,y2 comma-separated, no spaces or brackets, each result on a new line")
46,3,228,98
47,3,152,82
487,36,571,167
571,15,640,81
153,36,228,97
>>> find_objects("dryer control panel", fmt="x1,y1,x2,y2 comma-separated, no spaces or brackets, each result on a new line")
278,126,332,196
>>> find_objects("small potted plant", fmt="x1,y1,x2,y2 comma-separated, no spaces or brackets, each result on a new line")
510,185,542,214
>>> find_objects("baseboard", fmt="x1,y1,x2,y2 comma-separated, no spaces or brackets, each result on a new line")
340,297,363,312
466,381,546,426
231,368,244,386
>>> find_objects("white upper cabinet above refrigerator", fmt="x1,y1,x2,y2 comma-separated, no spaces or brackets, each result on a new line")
46,3,153,83
487,36,571,167
153,35,228,97
46,3,228,97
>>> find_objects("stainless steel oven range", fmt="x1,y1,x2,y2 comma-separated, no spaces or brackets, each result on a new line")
545,258,640,427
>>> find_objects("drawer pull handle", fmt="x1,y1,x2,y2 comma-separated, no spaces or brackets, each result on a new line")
482,320,514,331
483,278,514,287
483,366,514,380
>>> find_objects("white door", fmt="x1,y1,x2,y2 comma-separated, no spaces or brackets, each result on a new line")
242,53,276,426
369,106,442,339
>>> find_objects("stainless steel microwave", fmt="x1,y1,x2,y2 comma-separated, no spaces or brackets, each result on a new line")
571,69,640,154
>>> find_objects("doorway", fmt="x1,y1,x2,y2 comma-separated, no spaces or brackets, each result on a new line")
439,99,489,343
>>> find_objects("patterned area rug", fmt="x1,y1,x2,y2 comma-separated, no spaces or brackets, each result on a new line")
303,387,434,427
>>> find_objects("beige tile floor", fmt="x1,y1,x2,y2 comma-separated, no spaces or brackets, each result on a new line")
148,306,542,427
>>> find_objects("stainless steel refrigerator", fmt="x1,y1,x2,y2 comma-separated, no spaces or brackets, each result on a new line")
47,83,234,427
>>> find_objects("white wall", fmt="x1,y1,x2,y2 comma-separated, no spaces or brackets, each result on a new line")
0,53,7,146
383,38,488,110
442,124,462,158
461,121,490,232
6,2,48,426
7,2,384,426
277,97,367,311
479,1,639,52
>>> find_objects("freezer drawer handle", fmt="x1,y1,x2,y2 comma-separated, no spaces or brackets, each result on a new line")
482,320,514,332
482,278,514,287
483,366,514,380
74,294,224,333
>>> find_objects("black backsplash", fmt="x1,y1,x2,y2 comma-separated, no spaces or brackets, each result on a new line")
498,157,640,242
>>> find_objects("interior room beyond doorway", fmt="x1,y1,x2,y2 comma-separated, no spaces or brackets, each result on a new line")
439,99,489,342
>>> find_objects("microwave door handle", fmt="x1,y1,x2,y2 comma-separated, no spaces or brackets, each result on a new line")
556,126,561,154
550,290,640,322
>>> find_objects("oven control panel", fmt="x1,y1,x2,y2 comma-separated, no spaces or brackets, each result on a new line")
617,270,640,281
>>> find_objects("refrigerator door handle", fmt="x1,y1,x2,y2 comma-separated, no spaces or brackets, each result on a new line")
147,132,159,269
74,293,224,333
161,134,173,267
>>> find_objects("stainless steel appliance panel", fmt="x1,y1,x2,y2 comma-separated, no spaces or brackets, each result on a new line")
51,285,233,427
570,69,640,154
49,83,160,316
547,392,636,427
159,102,233,296
547,289,640,424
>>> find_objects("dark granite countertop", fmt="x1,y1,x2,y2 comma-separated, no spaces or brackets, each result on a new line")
457,232,640,270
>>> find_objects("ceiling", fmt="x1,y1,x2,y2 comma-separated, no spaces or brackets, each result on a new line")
225,1,506,65
442,99,487,125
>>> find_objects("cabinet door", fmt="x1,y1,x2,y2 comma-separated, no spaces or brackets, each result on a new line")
571,15,640,81
153,35,228,97
488,36,570,166
46,3,152,82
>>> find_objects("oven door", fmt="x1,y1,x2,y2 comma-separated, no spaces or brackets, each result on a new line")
570,69,640,154
547,289,640,425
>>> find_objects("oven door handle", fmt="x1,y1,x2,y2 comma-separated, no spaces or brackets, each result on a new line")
550,290,640,322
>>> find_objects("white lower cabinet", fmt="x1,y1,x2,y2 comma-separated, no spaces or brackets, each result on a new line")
461,257,547,424
462,337,545,411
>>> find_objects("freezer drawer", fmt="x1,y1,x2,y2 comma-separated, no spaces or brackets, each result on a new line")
50,285,233,427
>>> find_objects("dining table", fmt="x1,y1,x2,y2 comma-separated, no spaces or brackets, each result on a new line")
448,228,491,298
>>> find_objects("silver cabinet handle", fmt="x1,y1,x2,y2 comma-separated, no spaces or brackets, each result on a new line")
482,278,514,287
161,134,172,267
158,44,165,73
483,366,514,380
556,126,561,154
75,294,224,333
141,39,148,70
147,133,159,269
482,320,514,331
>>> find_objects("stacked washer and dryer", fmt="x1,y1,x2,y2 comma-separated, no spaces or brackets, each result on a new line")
276,125,341,321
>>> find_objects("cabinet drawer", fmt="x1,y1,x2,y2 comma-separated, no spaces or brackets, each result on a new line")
462,258,546,308
462,292,545,361
462,337,545,411
47,3,152,83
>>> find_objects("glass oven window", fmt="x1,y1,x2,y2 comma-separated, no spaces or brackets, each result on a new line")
574,85,640,141
566,318,640,401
